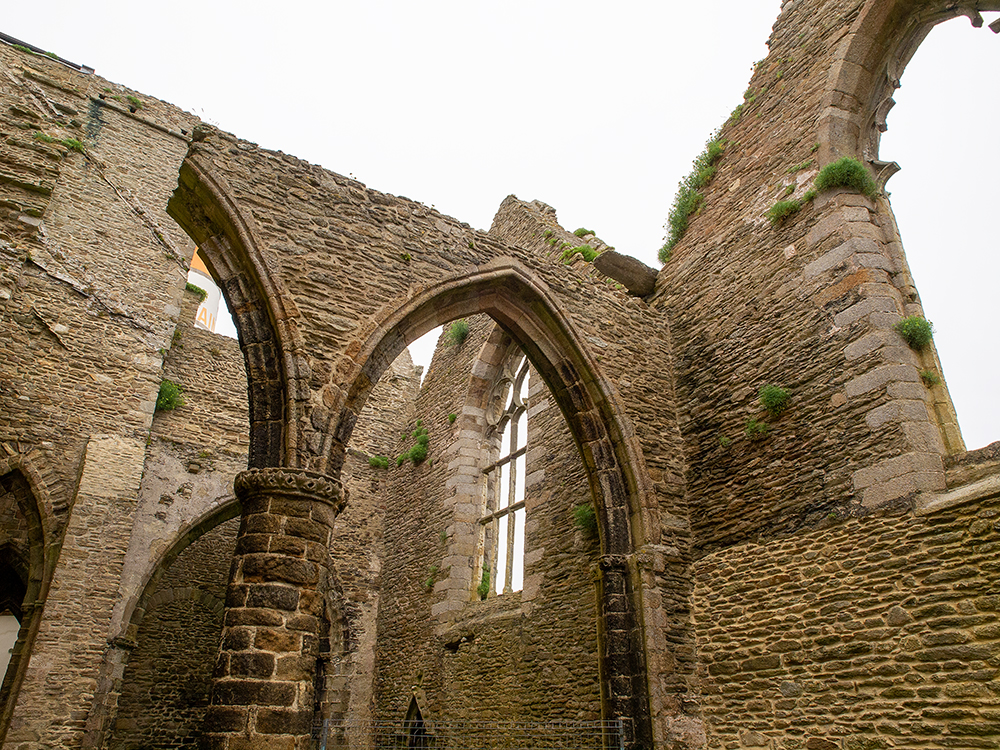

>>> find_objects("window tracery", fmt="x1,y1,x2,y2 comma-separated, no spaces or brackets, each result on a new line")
479,354,530,596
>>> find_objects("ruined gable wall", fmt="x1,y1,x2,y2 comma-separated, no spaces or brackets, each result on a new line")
652,0,958,555
171,135,685,551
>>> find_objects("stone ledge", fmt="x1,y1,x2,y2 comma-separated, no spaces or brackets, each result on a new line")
592,251,657,297
915,472,1000,516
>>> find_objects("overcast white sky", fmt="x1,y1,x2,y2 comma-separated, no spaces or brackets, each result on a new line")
4,2,996,449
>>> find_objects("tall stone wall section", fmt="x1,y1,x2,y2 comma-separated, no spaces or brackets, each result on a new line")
0,44,203,749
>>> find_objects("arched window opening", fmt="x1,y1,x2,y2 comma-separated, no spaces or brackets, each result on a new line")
186,248,239,340
0,552,25,690
0,614,16,687
879,12,1000,451
480,355,530,596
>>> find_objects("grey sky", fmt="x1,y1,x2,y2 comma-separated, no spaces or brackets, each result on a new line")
4,2,996,449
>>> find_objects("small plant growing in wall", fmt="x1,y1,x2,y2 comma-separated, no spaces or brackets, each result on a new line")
424,565,439,592
397,424,430,466
766,200,803,226
476,568,491,601
368,455,389,469
156,380,184,411
573,227,595,238
448,413,457,423
659,136,726,263
894,316,934,350
185,282,208,302
919,369,941,388
814,156,878,197
561,244,598,264
745,418,769,441
572,502,599,538
444,319,470,347
759,385,790,418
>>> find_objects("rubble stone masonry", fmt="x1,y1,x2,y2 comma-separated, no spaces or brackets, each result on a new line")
0,1,998,748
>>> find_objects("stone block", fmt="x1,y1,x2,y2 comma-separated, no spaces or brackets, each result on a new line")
246,584,300,611
844,364,917,398
229,651,276,678
213,679,296,707
255,707,312,736
592,251,657,296
255,628,301,653
833,296,899,328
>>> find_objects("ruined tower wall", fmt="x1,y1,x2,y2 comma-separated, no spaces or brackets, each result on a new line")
652,0,970,554
652,0,1000,746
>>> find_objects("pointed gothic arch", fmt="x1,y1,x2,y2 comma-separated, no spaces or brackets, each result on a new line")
820,0,1000,174
325,261,653,746
168,148,307,469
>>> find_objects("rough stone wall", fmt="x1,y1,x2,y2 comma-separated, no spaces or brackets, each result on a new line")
109,518,237,750
693,493,1000,749
0,44,203,748
439,364,603,724
0,44,198,509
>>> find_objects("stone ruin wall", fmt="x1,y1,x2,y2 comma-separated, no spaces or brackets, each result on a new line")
652,0,1000,746
0,43,203,747
694,492,1000,749
0,0,998,746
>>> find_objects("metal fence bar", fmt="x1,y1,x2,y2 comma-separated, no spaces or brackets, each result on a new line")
316,718,621,750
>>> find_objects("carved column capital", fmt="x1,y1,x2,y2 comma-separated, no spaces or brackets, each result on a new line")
234,467,346,512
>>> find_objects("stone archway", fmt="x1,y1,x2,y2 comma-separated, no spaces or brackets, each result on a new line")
819,0,1000,174
80,499,243,750
322,264,654,747
0,457,57,747
815,0,1000,458
168,145,307,470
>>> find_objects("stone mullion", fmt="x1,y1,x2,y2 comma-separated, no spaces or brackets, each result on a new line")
202,468,345,750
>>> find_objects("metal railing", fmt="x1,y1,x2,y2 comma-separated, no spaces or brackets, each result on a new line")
316,718,624,750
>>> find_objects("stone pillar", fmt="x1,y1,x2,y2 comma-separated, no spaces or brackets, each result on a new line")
202,468,345,750
598,555,651,750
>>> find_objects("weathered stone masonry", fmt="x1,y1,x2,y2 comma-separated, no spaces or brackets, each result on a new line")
0,1,998,748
